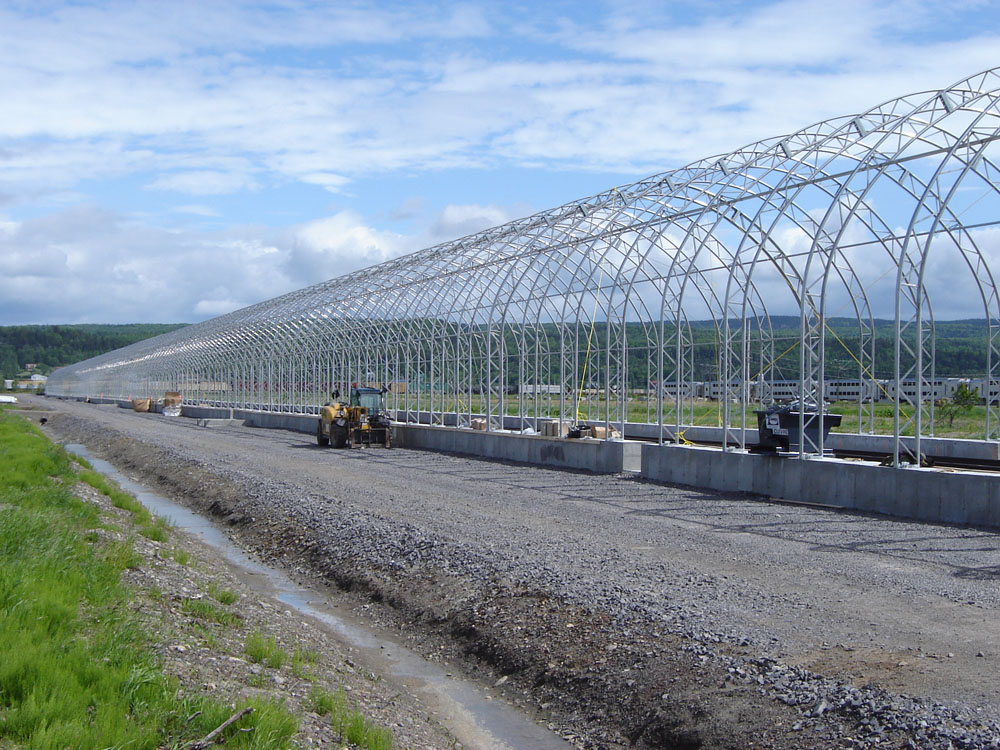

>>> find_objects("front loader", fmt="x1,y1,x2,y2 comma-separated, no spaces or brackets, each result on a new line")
316,385,392,448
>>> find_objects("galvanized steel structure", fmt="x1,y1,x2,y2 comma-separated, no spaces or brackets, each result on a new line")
48,69,1000,465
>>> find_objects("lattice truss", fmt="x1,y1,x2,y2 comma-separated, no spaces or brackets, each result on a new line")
48,68,1000,461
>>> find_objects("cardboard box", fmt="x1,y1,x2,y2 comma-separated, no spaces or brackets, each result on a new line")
541,420,569,437
471,418,487,431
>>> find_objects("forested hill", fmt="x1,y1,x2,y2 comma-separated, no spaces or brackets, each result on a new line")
0,324,188,380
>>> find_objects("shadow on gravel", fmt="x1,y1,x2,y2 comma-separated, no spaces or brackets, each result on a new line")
953,564,1000,580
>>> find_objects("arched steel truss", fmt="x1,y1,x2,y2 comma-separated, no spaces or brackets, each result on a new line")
47,69,1000,465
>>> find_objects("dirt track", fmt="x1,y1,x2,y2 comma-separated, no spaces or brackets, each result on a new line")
26,395,1000,749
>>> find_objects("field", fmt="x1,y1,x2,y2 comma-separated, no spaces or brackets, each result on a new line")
376,392,994,439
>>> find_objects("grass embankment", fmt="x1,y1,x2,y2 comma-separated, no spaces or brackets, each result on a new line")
0,412,295,749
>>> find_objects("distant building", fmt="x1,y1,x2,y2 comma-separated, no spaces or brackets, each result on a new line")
16,375,46,389
3,379,13,390
24,363,38,371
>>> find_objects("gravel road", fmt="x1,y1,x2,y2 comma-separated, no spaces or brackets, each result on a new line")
28,396,1000,749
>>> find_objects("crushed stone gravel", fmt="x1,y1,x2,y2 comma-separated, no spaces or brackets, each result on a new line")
29,396,1000,750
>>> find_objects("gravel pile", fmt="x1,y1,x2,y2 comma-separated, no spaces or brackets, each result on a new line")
33,397,1000,750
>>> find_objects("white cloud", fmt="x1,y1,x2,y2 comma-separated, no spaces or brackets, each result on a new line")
288,211,408,284
146,170,259,195
2,1,999,327
0,206,291,323
299,172,351,192
173,204,222,217
0,198,542,324
193,297,246,317
426,203,530,243
1,0,997,204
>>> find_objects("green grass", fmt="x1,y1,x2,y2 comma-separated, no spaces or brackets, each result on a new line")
170,546,190,565
245,630,287,669
77,460,173,543
79,467,152,523
70,453,92,469
140,515,171,542
191,622,219,649
0,412,297,749
180,597,241,627
309,686,394,750
308,685,346,716
291,647,319,679
208,581,239,605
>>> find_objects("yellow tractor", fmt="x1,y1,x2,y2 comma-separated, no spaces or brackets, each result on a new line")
317,386,392,448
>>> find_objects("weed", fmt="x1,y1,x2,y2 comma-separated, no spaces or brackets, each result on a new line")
291,647,319,680
308,686,345,717
310,686,394,749
207,581,239,605
70,453,92,469
191,623,219,649
140,516,170,542
180,597,240,627
339,707,394,750
245,630,287,669
102,538,143,570
248,672,271,688
295,647,319,664
170,547,190,565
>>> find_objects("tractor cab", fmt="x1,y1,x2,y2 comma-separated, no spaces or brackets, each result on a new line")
350,386,385,414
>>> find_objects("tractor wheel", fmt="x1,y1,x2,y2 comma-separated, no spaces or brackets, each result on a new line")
332,424,349,448
316,421,329,447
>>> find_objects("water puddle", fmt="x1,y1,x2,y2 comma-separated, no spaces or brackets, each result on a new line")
65,444,573,750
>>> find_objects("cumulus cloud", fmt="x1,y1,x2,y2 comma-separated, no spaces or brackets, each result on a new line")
0,197,543,325
3,0,996,206
1,1,999,326
287,211,408,284
0,206,289,324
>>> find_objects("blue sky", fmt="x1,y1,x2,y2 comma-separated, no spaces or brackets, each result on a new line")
2,0,1000,324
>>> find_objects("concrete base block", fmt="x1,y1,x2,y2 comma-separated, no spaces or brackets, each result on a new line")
394,424,636,473
195,418,247,428
641,443,1000,529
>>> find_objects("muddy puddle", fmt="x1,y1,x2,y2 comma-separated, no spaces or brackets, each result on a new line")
65,444,573,750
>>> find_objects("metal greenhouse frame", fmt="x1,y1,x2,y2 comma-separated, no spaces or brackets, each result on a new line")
47,68,1000,467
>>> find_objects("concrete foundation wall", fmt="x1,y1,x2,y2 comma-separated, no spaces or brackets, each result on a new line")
392,411,1000,462
394,423,640,473
629,422,1000,462
640,443,1000,528
179,404,641,472
177,404,317,434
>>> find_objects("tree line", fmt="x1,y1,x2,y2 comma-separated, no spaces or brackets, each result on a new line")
0,324,187,382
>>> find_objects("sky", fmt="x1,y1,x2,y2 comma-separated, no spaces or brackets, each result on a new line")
2,0,1000,325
